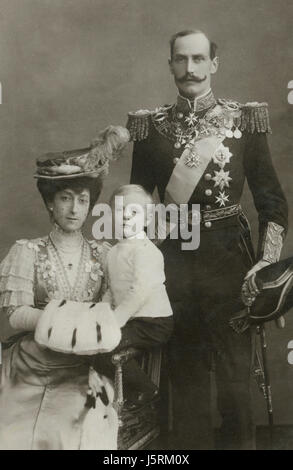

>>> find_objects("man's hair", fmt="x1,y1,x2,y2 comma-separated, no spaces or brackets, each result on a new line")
169,29,218,60
109,184,153,206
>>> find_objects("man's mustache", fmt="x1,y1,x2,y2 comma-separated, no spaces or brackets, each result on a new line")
177,74,207,83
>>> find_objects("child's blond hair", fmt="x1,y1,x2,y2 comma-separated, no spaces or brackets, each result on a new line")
109,184,153,206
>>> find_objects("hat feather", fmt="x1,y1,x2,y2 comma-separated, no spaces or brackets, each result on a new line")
90,126,130,175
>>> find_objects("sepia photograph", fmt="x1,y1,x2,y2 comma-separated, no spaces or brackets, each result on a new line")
0,0,292,453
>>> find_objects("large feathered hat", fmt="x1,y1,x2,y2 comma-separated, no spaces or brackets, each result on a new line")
34,125,130,180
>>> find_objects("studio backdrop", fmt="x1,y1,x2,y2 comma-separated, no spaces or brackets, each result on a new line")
0,0,293,426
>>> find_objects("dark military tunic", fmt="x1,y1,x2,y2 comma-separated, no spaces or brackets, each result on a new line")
128,90,288,449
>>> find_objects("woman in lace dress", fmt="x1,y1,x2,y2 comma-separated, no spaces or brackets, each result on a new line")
0,126,129,450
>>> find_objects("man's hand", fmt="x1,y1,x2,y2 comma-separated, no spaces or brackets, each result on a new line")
244,260,286,329
244,260,271,280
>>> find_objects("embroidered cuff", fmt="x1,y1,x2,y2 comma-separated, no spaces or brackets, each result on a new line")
262,222,284,264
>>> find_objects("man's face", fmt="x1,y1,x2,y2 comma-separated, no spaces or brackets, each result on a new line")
169,33,218,99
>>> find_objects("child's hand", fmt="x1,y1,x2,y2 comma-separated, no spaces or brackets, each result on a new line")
88,366,104,397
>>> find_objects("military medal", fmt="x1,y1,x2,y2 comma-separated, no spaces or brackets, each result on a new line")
223,116,234,138
233,127,242,139
185,112,199,127
212,144,233,168
225,129,234,138
212,169,232,190
215,191,230,207
184,147,201,168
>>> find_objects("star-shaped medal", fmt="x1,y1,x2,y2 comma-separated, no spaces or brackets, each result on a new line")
185,112,199,127
215,191,230,207
212,169,232,191
212,144,233,168
184,149,201,168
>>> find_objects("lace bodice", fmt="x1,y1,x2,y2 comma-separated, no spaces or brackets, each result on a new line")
0,236,110,309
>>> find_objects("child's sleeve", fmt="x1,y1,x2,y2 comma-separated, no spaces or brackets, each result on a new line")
114,242,165,327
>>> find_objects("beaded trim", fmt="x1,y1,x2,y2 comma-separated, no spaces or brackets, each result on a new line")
48,235,87,300
32,237,104,302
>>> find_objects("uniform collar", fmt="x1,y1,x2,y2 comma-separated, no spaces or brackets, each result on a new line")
176,88,216,114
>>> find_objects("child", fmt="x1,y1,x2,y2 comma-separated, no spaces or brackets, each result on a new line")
89,184,173,407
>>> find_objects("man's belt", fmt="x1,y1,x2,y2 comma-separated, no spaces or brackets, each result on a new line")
188,203,242,228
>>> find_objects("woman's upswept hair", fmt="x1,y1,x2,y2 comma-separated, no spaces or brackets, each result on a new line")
37,176,103,212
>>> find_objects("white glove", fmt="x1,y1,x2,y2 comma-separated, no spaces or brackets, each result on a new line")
244,260,271,281
244,261,286,330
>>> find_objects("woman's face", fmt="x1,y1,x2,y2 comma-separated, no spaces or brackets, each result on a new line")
50,188,90,232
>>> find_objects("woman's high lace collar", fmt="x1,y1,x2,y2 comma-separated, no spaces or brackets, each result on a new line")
49,223,83,253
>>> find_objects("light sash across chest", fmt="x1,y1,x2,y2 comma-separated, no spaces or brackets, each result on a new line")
164,134,225,205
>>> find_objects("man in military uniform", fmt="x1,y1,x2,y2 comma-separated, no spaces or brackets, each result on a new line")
127,30,288,449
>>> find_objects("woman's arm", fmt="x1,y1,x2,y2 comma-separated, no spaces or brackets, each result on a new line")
0,240,37,342
0,306,42,342
9,306,42,331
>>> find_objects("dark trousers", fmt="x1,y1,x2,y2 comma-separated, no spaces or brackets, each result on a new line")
161,221,255,449
168,321,255,450
93,317,173,396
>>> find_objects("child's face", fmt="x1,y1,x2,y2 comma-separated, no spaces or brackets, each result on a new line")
112,192,151,239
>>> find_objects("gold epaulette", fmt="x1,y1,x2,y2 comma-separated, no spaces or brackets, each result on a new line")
126,109,153,142
218,99,271,134
239,102,271,134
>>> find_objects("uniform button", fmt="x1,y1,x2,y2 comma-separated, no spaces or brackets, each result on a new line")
205,205,211,210
204,221,212,228
174,142,181,149
204,173,212,181
173,157,180,165
177,112,184,119
205,189,212,196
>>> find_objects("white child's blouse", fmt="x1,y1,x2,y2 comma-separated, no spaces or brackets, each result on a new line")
104,232,173,326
